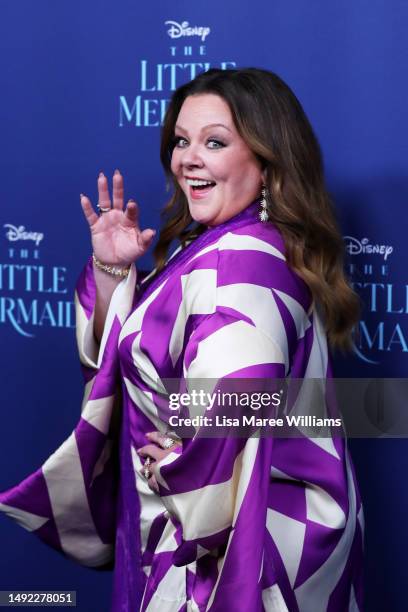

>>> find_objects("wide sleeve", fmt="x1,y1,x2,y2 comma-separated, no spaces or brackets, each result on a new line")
75,256,137,370
0,258,137,567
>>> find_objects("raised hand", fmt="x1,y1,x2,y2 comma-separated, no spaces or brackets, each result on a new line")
80,170,156,267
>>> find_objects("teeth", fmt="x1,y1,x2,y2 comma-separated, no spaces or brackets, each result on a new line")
186,179,215,187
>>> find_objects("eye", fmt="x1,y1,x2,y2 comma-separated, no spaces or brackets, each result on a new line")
207,139,225,149
173,136,188,148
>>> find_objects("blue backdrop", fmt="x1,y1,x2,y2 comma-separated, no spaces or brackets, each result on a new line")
1,1,407,609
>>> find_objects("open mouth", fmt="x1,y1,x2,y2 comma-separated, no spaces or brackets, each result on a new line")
186,178,216,198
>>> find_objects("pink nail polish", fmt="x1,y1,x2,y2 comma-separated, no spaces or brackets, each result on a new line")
114,169,120,175
99,172,104,178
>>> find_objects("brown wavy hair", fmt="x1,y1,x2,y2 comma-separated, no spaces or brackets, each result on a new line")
154,67,360,350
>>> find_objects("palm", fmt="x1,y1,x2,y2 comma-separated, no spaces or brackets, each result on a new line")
80,171,155,266
91,209,148,265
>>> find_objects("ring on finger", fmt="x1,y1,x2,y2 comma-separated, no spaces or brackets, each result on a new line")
97,203,111,214
161,435,176,449
143,456,152,479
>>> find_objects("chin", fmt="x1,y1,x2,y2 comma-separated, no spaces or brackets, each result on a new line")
187,203,217,226
189,212,213,226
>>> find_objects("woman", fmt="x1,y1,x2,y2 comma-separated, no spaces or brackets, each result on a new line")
0,68,363,611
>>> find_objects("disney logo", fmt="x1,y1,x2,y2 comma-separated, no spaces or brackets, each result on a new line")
344,236,393,261
165,20,211,42
4,224,44,246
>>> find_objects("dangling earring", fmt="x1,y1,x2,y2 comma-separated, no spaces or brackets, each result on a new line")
259,184,269,222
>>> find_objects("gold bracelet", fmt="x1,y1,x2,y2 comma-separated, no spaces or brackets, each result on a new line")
92,253,130,278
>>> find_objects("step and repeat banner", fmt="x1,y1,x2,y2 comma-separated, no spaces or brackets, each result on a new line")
1,1,406,610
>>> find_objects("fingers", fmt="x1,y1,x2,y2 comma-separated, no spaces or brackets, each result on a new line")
123,199,140,227
148,474,159,492
138,460,159,492
124,201,157,249
112,169,124,210
97,172,111,211
96,170,123,211
145,431,166,446
137,444,165,462
146,431,179,449
82,173,156,251
80,194,99,227
139,228,156,249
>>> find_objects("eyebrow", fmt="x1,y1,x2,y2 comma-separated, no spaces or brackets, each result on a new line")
175,123,232,134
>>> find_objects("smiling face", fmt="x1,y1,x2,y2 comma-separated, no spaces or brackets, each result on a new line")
170,94,264,226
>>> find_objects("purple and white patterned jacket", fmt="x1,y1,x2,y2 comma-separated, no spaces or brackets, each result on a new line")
0,200,364,611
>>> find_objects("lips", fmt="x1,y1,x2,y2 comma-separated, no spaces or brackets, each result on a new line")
188,183,215,200
184,177,216,200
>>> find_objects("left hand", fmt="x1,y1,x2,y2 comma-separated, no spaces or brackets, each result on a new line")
138,431,181,492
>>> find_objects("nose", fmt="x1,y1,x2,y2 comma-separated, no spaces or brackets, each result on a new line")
180,143,204,169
